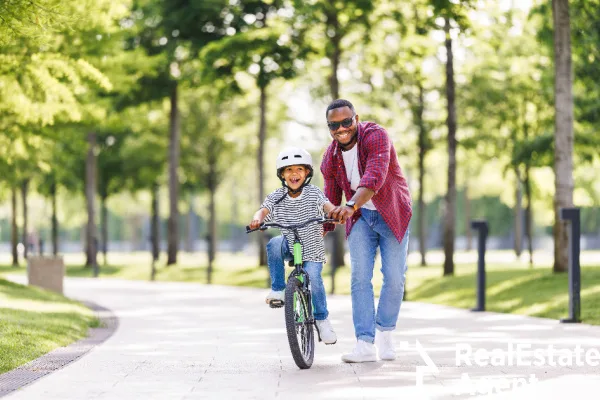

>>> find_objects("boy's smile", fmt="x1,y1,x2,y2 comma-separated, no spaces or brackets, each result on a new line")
282,165,309,192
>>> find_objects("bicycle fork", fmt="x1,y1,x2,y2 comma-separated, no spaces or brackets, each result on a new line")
292,241,323,343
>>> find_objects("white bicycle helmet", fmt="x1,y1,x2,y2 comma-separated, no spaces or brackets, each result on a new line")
276,147,313,171
275,147,314,192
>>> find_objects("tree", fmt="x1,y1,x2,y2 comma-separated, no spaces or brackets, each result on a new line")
200,10,312,267
180,88,236,283
85,132,98,275
127,0,256,266
427,0,475,276
459,2,554,266
551,0,574,273
96,131,126,264
292,0,375,292
119,102,169,278
361,1,441,266
530,0,600,270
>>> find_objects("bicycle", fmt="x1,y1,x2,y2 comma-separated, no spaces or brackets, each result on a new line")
246,216,337,369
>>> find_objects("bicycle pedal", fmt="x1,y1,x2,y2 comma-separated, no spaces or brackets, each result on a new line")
268,300,284,308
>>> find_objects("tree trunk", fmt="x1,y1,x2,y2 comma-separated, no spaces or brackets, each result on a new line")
101,195,108,266
151,182,160,262
208,179,217,285
416,83,427,266
51,181,58,255
329,29,341,102
522,103,534,267
21,179,29,259
524,165,534,266
258,83,268,268
514,174,523,257
443,17,457,276
465,185,472,252
167,82,181,265
85,132,98,275
11,186,19,266
230,180,241,252
207,141,219,284
327,6,345,293
150,182,160,280
552,0,574,273
185,193,196,253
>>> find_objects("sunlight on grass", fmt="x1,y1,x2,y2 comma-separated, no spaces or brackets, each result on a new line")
0,297,89,313
494,299,522,309
422,288,475,305
486,272,545,296
0,279,98,374
1,250,599,326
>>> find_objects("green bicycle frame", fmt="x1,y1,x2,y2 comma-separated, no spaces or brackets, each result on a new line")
293,241,307,323
293,242,303,267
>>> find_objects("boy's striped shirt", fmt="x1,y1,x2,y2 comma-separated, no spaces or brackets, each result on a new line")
261,185,328,263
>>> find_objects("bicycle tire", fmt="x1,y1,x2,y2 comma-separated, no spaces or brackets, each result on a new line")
284,276,314,369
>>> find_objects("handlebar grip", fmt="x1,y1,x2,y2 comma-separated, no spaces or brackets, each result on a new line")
246,224,266,233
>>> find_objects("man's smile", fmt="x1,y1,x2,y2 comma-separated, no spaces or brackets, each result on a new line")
336,131,352,141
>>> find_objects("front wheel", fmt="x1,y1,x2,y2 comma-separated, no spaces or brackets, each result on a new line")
284,276,314,369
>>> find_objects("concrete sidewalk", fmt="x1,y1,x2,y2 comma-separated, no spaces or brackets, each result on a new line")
2,276,600,399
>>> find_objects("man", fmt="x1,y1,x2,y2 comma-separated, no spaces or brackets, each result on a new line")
320,99,412,363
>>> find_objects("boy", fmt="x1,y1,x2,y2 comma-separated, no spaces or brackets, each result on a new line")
249,147,337,345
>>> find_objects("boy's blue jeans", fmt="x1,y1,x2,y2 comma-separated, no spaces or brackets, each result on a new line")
347,208,409,344
266,235,329,320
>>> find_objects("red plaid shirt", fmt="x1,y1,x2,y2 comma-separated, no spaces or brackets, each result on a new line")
320,121,412,244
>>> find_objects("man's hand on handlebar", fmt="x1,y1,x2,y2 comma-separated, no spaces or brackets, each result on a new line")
328,205,355,224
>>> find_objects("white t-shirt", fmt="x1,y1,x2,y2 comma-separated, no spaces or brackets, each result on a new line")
341,144,377,210
261,185,328,263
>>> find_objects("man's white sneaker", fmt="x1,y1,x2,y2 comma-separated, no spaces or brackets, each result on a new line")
265,290,284,308
341,340,377,363
375,330,396,361
315,319,337,345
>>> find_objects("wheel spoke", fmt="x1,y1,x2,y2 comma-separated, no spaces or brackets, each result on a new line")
294,289,312,360
285,278,314,369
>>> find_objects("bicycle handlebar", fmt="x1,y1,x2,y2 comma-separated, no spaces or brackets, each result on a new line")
245,217,338,234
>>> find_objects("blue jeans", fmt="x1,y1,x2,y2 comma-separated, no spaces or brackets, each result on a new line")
348,209,409,343
266,235,329,320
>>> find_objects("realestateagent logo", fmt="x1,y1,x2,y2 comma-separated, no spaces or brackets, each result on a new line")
401,340,600,396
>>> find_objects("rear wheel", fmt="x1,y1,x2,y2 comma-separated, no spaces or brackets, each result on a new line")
284,276,314,369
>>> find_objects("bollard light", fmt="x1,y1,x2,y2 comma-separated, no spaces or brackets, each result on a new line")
559,207,582,323
470,220,488,312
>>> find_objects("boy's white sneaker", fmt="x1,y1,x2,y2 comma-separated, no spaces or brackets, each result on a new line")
375,330,396,361
341,340,377,363
315,319,337,345
265,290,284,307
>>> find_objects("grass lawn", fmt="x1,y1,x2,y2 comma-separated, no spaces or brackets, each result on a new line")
0,278,99,374
1,250,599,326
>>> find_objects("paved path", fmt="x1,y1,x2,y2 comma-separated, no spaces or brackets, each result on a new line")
3,276,600,399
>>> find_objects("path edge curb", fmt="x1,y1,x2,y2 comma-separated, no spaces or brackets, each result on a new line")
0,301,118,397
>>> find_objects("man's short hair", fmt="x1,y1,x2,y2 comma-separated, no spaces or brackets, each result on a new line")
326,99,355,118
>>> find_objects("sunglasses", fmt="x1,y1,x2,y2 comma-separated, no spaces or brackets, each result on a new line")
327,115,355,131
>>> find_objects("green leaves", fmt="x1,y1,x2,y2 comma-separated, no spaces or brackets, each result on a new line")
0,54,111,126
200,21,311,91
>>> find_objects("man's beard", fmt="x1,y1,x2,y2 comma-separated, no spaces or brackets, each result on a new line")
338,129,357,150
